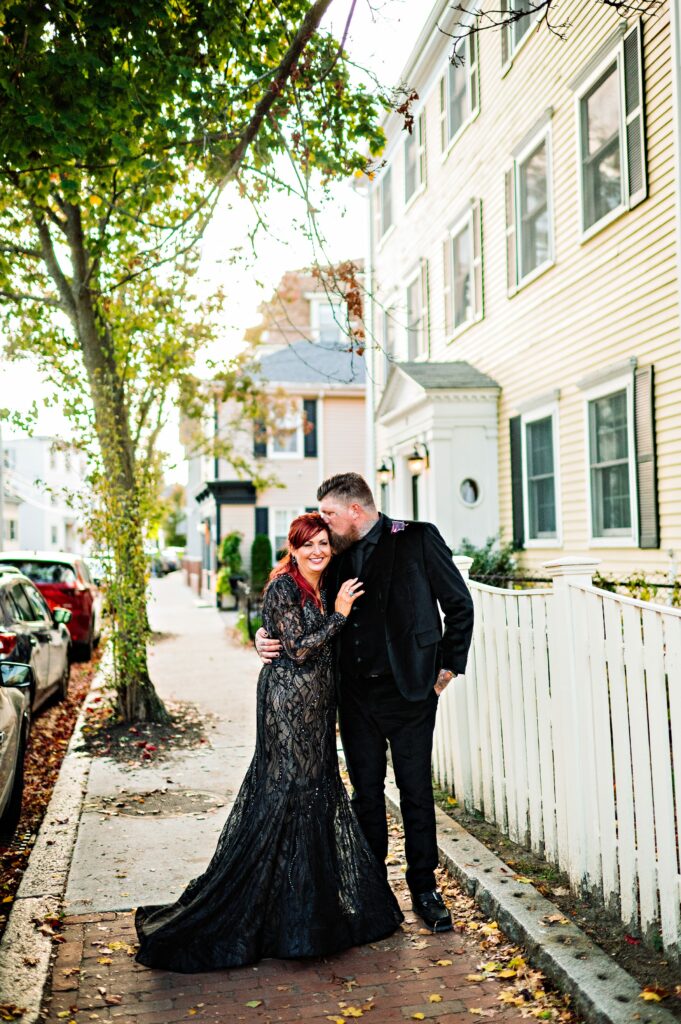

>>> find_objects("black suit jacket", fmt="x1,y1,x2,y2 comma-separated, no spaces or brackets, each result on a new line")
327,516,474,701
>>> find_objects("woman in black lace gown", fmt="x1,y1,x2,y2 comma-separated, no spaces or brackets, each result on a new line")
135,512,403,972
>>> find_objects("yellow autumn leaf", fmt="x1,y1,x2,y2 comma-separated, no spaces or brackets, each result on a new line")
436,959,453,966
344,1010,363,1018
411,1015,425,1021
534,990,546,1000
57,1014,70,1019
497,969,517,978
245,1000,263,1008
640,991,662,1002
509,956,526,968
467,921,480,930
514,876,533,884
326,1017,345,1024
447,796,457,805
428,994,443,1002
480,922,498,934
97,957,112,965
466,974,486,982
2,896,13,903
482,962,502,972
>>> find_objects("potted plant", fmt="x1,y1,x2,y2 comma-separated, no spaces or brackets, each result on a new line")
216,531,244,610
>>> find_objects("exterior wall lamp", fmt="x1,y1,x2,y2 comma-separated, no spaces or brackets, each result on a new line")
377,456,395,486
407,442,429,477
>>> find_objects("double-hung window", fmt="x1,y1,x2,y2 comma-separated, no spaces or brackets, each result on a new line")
315,301,342,344
505,116,554,292
587,384,636,541
522,408,559,543
373,165,394,241
272,507,305,560
268,402,303,458
443,200,483,338
406,261,429,360
438,35,479,153
575,22,646,237
404,111,426,204
501,0,540,66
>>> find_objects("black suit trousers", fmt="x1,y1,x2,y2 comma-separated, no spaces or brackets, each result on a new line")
338,672,439,895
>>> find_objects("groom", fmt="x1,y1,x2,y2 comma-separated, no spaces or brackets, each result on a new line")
256,472,474,931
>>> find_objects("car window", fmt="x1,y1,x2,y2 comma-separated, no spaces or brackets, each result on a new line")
24,584,52,622
0,560,76,584
79,560,92,584
8,584,36,622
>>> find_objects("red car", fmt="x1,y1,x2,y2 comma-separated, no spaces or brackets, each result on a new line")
0,552,102,660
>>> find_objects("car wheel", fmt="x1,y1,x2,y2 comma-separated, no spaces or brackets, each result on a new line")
0,724,27,842
56,656,70,702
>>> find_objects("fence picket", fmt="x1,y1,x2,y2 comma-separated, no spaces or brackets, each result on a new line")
642,609,680,947
532,595,557,861
585,590,618,909
518,596,543,852
473,588,494,818
621,603,659,936
494,595,520,842
664,617,681,921
483,591,507,828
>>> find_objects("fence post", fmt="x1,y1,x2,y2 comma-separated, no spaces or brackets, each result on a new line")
543,556,600,893
445,555,475,806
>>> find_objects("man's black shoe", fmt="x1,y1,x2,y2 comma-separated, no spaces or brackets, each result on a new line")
411,890,452,932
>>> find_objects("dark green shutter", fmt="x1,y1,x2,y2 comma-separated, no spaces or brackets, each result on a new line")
303,399,318,457
634,366,659,548
510,416,525,549
623,22,647,208
253,419,267,458
255,507,269,536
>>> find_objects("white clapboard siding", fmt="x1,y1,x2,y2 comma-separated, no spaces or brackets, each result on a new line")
434,566,681,953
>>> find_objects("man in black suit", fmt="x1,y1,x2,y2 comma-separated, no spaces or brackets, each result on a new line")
256,473,474,931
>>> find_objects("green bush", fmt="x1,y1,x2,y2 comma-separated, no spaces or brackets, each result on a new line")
215,567,232,596
219,531,243,575
251,534,273,594
458,535,517,580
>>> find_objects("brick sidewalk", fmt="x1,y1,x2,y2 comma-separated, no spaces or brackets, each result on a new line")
41,854,576,1024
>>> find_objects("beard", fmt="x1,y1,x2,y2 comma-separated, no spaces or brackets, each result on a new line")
329,525,361,554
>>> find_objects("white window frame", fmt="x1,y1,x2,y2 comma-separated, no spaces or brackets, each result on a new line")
380,300,397,387
449,207,477,336
583,374,639,547
439,34,479,160
373,163,395,246
502,0,540,73
404,110,427,209
310,296,343,344
270,507,305,560
521,402,562,548
575,36,639,242
267,401,304,460
405,265,428,361
512,122,555,290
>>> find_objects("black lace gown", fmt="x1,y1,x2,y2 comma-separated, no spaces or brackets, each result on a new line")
135,573,403,972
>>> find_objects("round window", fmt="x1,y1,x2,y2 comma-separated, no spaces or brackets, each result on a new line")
460,478,480,505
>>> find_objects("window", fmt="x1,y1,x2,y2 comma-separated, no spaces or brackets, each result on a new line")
576,23,646,235
8,519,17,541
501,0,539,65
588,387,635,540
269,405,303,458
8,585,34,622
373,165,394,240
438,36,479,152
505,122,553,291
404,111,426,204
315,302,342,345
24,584,51,622
406,262,429,359
522,412,559,542
50,525,58,544
272,508,304,560
443,201,483,338
381,306,396,385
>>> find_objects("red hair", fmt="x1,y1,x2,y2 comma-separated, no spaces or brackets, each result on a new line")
268,512,331,609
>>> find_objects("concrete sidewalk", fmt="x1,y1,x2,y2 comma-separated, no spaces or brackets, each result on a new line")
35,573,538,1024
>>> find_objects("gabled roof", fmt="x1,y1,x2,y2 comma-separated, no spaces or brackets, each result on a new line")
396,361,500,390
258,340,366,386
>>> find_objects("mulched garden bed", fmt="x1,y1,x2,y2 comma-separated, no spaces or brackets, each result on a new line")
434,790,681,1019
0,651,103,943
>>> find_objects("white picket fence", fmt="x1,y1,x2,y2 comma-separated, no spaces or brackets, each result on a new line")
434,556,681,954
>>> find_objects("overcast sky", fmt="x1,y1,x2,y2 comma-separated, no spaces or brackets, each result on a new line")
2,0,426,483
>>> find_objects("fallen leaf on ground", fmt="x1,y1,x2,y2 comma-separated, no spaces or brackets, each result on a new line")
245,1001,263,1008
411,1015,425,1021
327,1018,345,1024
429,994,443,1002
640,987,668,1002
469,1008,494,1016
104,995,122,1006
435,959,452,966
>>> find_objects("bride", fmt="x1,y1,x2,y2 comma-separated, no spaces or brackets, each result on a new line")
135,512,403,972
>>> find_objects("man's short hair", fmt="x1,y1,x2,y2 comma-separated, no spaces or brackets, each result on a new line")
317,472,376,508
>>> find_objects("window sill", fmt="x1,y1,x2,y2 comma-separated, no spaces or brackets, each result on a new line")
580,202,629,244
509,258,555,296
404,183,426,214
446,314,483,345
588,536,639,548
440,110,479,165
376,223,396,253
524,538,562,549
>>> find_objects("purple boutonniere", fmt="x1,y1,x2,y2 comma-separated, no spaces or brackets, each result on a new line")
391,520,407,534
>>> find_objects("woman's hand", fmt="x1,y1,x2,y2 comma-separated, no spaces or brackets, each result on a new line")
335,577,365,617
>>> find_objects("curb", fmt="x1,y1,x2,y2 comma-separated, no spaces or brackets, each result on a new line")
383,778,677,1024
0,655,108,1023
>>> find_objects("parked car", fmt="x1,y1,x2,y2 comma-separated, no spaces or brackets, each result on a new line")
0,567,72,839
0,552,102,660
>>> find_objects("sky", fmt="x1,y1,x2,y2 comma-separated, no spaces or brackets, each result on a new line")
2,0,427,484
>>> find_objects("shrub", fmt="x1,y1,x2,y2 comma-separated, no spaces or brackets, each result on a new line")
251,534,273,595
458,535,517,581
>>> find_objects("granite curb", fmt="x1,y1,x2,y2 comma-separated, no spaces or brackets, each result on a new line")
383,777,677,1024
0,652,109,1022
